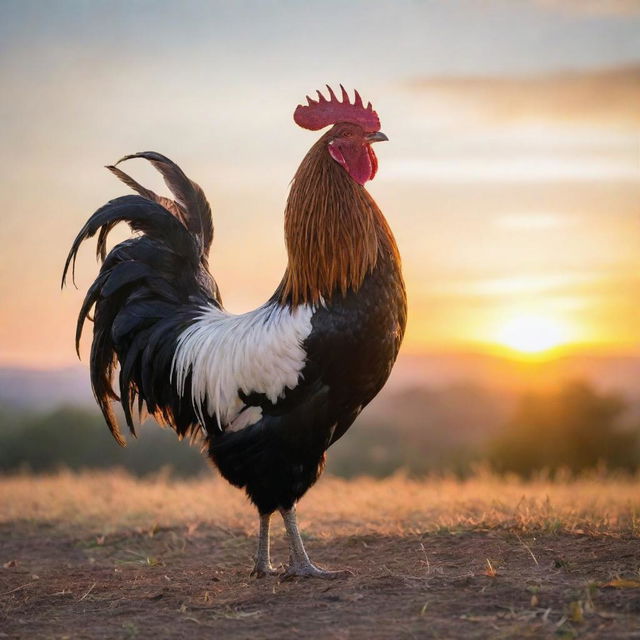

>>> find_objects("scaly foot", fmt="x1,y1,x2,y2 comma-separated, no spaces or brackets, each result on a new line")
280,562,354,580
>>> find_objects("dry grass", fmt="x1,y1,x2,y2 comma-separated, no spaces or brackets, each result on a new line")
2,469,639,537
2,471,640,639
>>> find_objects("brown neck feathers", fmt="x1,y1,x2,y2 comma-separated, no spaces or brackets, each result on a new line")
279,135,399,306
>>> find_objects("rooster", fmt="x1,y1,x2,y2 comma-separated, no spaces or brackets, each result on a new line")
62,86,406,579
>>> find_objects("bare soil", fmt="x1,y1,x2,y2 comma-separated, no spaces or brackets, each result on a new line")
1,519,639,639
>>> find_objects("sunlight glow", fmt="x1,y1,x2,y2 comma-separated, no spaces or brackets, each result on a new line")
495,313,571,355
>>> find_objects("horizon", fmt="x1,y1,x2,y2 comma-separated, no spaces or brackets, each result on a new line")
5,349,640,403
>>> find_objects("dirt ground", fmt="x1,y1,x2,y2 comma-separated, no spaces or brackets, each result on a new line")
1,473,639,639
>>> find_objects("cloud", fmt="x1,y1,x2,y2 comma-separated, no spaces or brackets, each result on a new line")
383,154,637,183
429,271,605,298
408,66,640,126
535,0,640,15
494,214,574,230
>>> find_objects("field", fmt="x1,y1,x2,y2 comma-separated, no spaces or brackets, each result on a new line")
1,472,639,639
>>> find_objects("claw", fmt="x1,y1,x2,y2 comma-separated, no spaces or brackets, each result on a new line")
250,564,279,579
280,563,354,581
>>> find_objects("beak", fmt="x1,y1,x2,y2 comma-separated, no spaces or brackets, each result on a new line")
366,131,389,143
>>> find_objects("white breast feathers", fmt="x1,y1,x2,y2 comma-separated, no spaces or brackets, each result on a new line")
172,302,314,429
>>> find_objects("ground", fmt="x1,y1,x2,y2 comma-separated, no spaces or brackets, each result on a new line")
1,472,639,639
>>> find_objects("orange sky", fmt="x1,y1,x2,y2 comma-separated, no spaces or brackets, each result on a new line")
1,1,639,368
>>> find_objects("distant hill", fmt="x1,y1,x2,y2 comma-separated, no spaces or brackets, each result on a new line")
0,366,93,409
1,351,639,411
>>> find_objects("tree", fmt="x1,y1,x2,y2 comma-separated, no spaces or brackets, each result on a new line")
489,381,640,476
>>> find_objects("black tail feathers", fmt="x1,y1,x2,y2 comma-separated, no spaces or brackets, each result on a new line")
107,152,214,256
62,153,219,445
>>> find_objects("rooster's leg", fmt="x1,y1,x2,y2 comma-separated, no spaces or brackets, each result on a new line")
250,513,278,577
279,506,353,579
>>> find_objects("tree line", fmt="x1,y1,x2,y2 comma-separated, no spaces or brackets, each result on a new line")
1,381,638,477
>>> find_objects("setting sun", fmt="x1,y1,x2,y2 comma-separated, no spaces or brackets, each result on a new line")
495,313,571,355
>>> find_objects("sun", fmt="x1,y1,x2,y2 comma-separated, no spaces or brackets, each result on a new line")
494,313,570,355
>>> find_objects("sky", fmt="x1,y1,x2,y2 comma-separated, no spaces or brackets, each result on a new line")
0,0,639,368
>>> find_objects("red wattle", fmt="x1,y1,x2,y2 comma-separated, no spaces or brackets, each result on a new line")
367,145,378,181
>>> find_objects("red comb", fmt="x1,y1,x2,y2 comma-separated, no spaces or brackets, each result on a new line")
294,85,380,133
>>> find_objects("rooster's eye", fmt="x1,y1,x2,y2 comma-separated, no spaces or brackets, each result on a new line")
343,131,352,138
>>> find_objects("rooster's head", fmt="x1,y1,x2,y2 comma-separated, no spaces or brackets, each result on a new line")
294,85,388,186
